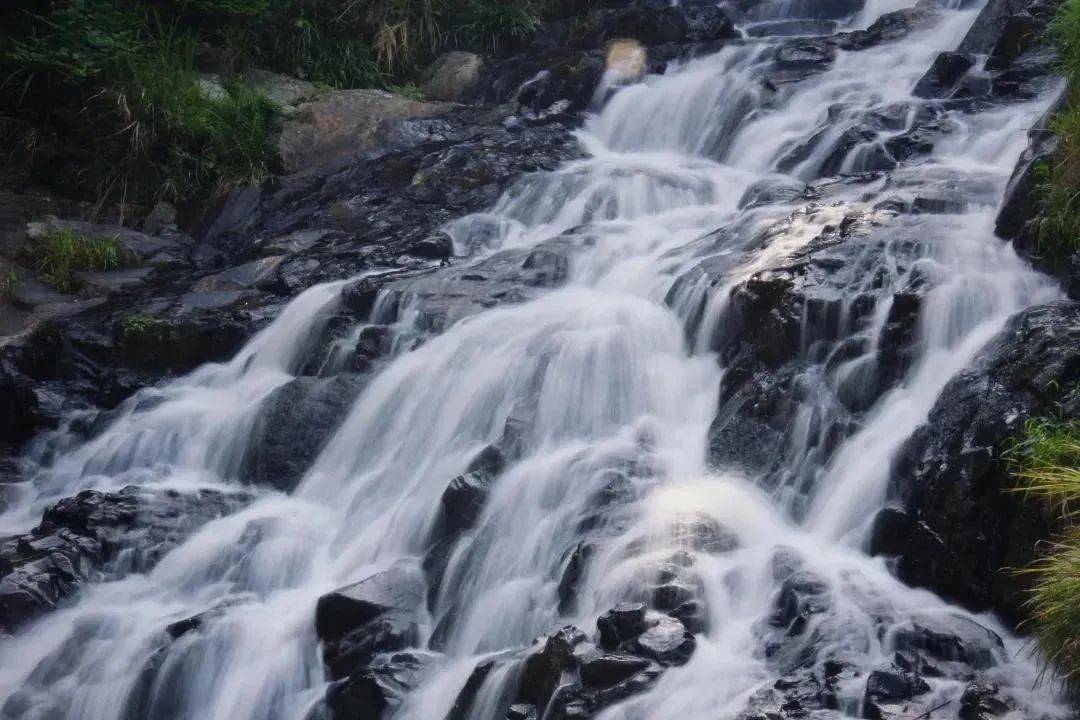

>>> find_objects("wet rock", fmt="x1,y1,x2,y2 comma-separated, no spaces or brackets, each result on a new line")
958,681,1013,720
443,658,498,720
579,652,650,688
241,374,367,493
957,0,1035,56
890,302,1080,622
0,486,249,633
517,626,587,708
557,540,594,614
406,232,453,260
769,570,830,632
891,614,1004,671
867,506,913,557
315,562,425,679
597,602,648,649
423,52,485,103
865,667,930,701
506,704,538,720
912,51,974,98
320,653,425,720
633,615,695,666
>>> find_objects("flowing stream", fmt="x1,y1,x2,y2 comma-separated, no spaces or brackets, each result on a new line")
0,1,1070,719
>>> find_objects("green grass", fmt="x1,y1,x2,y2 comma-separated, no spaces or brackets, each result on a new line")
1037,0,1080,254
1010,417,1080,698
24,227,129,293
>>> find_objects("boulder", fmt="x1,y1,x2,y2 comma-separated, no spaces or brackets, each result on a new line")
422,52,485,103
315,562,425,680
632,615,695,666
241,374,366,493
889,302,1080,623
891,614,1005,672
597,602,648,649
912,51,974,98
517,626,586,708
579,652,650,688
278,90,452,173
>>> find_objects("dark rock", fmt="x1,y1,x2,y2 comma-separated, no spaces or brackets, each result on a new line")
864,667,930,701
597,602,648,649
340,277,383,320
891,614,1004,671
867,507,913,557
579,652,650,688
407,233,453,260
959,681,1013,720
769,570,830,632
889,302,1080,622
912,52,974,98
632,616,695,666
444,659,496,720
241,374,366,493
0,486,249,633
517,626,586,708
506,704,538,720
315,562,425,679
320,654,425,720
557,541,593,614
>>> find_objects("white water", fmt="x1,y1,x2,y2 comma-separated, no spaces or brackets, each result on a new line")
0,2,1069,719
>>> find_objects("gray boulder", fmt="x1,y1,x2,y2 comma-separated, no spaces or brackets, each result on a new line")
422,52,484,102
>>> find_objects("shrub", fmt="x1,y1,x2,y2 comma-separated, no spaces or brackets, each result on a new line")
1011,417,1080,698
23,226,129,293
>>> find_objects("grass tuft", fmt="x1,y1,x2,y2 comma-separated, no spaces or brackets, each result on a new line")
1010,416,1080,699
1037,0,1080,254
24,227,128,293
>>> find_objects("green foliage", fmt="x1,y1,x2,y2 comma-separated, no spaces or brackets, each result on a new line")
24,227,129,293
1011,416,1080,698
4,0,140,85
120,313,168,343
1038,0,1080,253
0,0,568,206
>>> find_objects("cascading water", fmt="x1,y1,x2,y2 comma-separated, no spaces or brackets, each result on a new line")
0,1,1070,719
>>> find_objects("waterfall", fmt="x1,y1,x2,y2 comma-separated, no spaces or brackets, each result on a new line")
0,1,1069,719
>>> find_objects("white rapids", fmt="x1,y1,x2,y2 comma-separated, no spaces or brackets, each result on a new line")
0,1,1070,719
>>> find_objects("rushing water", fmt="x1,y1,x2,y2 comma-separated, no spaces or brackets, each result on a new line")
0,1,1069,719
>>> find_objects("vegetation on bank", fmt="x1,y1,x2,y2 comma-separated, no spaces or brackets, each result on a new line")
22,226,130,293
0,0,588,212
1037,0,1080,253
1010,416,1080,698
